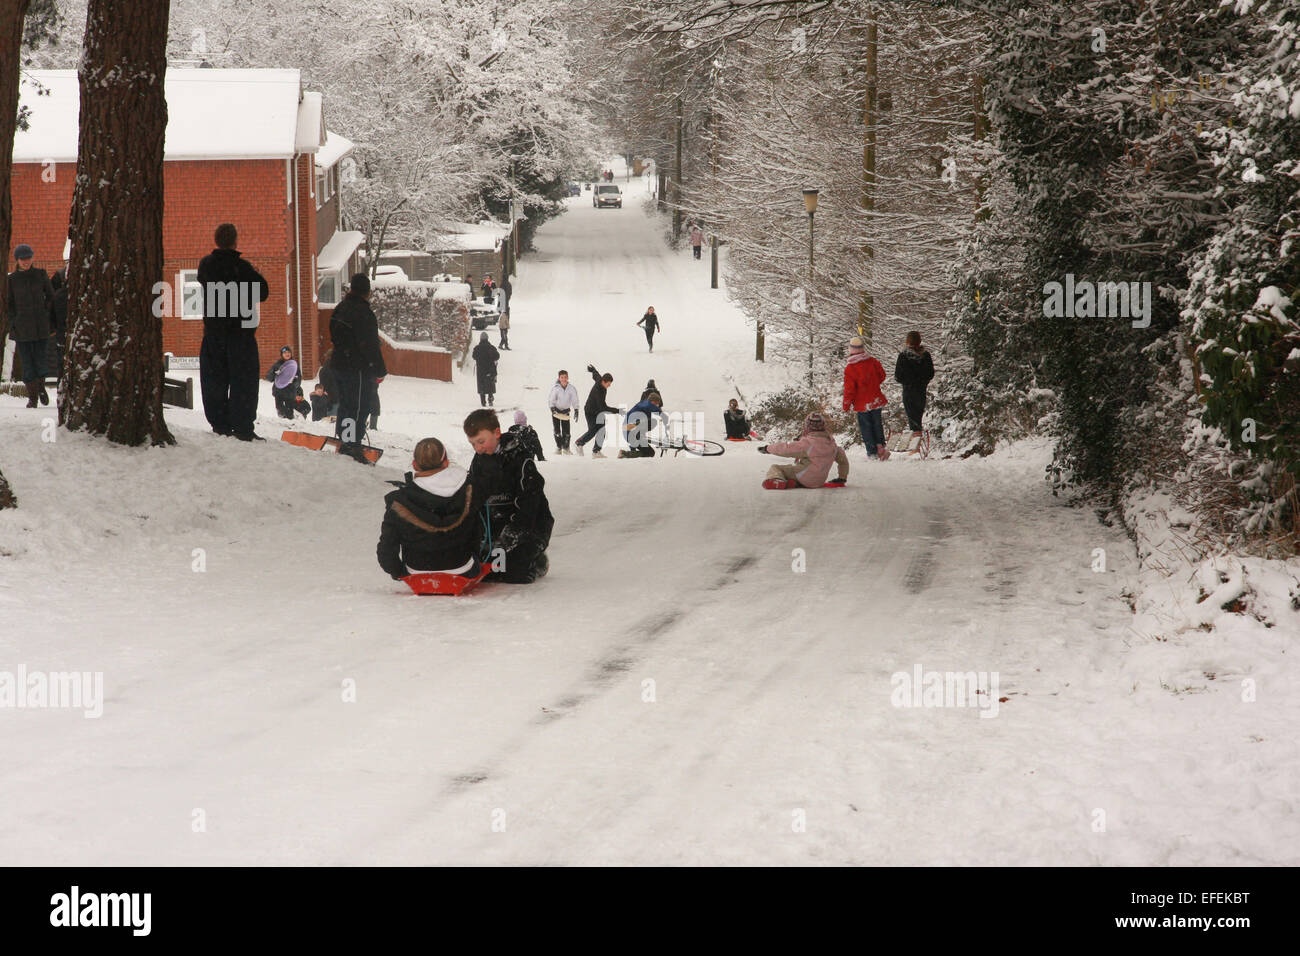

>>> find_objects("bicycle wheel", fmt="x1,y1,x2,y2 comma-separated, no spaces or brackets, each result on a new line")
682,438,725,457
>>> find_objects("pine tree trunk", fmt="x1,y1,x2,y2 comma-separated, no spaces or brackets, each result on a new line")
60,0,174,446
0,0,34,376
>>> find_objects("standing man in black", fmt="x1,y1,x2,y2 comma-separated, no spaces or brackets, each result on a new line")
573,364,619,458
198,223,270,440
330,272,387,463
6,244,54,407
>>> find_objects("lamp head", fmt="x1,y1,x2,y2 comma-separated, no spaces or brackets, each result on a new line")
802,188,820,215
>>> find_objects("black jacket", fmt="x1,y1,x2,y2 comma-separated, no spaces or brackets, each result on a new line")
724,408,751,440
584,366,619,418
507,423,545,462
196,248,269,335
468,430,554,582
310,392,332,420
377,471,482,579
6,266,54,341
472,340,499,392
49,269,69,338
638,311,659,333
330,294,388,376
640,381,663,405
894,348,934,393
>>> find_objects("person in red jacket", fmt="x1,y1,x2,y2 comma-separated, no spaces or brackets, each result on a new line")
842,335,890,460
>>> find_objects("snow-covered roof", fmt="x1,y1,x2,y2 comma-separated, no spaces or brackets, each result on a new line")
316,230,364,274
315,132,354,171
13,69,327,163
425,232,503,253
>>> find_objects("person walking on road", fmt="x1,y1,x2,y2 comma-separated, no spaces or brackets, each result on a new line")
689,224,704,260
842,335,890,460
636,306,660,353
575,364,618,458
329,272,388,462
472,332,499,406
198,223,270,440
894,330,935,457
547,369,580,455
6,244,54,408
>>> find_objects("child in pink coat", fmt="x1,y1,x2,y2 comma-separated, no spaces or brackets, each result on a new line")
758,412,849,489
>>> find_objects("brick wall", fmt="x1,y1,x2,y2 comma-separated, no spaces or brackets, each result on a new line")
9,155,325,377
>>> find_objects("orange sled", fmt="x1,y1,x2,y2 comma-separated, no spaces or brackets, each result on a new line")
281,430,383,463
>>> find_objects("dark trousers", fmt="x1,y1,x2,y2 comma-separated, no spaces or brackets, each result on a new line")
334,367,373,446
575,412,608,452
272,386,296,419
644,328,655,351
200,332,260,437
856,409,886,452
15,339,49,381
499,327,509,348
902,389,927,432
692,245,701,259
552,416,571,450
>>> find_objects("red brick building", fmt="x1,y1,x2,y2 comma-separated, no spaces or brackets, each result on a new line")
10,68,361,377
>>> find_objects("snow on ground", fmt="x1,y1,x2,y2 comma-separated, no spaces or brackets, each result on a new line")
1,175,1297,865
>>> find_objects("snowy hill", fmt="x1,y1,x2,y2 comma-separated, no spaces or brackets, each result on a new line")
1,175,1297,865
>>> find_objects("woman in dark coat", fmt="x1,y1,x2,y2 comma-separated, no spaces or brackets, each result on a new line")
894,330,935,438
472,332,500,406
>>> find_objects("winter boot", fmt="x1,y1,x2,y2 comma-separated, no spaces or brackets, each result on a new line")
24,382,39,408
876,444,891,461
39,383,50,406
762,478,795,490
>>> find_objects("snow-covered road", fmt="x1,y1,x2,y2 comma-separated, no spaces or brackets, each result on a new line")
2,176,1296,865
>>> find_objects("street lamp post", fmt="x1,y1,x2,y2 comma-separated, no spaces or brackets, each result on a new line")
803,188,819,385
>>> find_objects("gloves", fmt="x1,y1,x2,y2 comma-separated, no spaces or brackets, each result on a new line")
827,477,846,485
586,364,596,373
757,445,769,454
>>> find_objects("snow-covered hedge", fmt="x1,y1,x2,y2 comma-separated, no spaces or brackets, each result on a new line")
371,281,471,360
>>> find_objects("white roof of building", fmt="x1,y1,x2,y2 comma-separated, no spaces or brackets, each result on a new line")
316,230,364,274
13,68,327,163
315,131,354,171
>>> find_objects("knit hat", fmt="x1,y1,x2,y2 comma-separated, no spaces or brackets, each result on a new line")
804,412,827,433
349,272,370,296
645,378,656,390
514,410,527,425
13,244,33,261
848,336,864,351
281,345,292,354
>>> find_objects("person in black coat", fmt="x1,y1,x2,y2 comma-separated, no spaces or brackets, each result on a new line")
574,364,619,457
197,223,270,439
6,244,54,407
329,272,388,459
640,378,662,405
472,332,499,406
464,408,554,583
894,330,936,434
723,398,754,440
377,437,483,578
49,266,69,384
317,348,341,417
636,306,660,352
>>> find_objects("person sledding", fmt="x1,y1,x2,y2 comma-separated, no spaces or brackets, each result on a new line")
464,409,554,583
377,437,485,583
757,412,849,489
723,398,757,440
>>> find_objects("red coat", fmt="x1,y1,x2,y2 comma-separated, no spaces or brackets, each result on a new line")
842,352,887,411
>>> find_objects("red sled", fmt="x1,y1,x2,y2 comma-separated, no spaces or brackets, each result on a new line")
402,562,492,596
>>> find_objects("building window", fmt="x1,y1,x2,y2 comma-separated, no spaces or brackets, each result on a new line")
179,269,203,319
316,170,325,209
317,270,340,306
